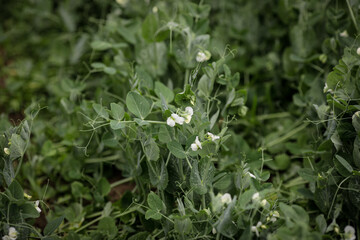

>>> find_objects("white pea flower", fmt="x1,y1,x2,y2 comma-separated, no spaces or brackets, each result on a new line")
191,136,202,151
4,148,10,155
220,193,232,205
185,106,193,116
207,132,220,141
196,50,211,62
152,6,158,13
323,83,333,93
267,210,280,223
183,107,194,123
340,30,349,37
196,52,207,62
251,221,262,237
357,47,360,56
2,227,19,240
260,199,269,208
212,227,217,234
344,225,356,240
247,172,256,179
34,200,41,213
167,113,185,127
167,117,176,127
252,192,261,203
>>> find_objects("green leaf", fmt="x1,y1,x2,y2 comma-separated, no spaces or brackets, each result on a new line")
147,192,165,211
215,201,237,237
198,75,212,97
142,14,158,42
154,81,174,103
144,138,160,161
110,103,125,120
136,42,167,77
174,218,192,235
110,120,126,130
8,180,24,200
91,62,106,69
93,103,109,120
334,155,353,175
330,131,342,151
126,92,151,119
314,185,335,213
210,109,220,130
167,141,186,159
326,71,341,90
298,168,317,182
21,202,40,219
315,214,327,234
174,84,196,106
348,176,360,210
98,216,117,239
353,136,360,168
44,216,64,236
190,159,214,195
104,67,116,75
145,209,162,220
91,41,112,51
158,160,169,190
158,125,172,143
134,118,151,126
136,66,153,90
97,178,111,196
279,203,309,225
128,232,149,240
213,173,232,190
274,153,291,170
10,134,26,161
352,111,360,133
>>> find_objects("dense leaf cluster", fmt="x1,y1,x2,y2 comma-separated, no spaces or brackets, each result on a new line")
1,0,360,239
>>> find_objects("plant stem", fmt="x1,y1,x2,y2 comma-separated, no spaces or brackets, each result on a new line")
265,122,309,148
202,195,206,209
178,158,184,182
75,216,102,233
256,112,291,121
184,69,190,88
346,0,359,32
327,175,351,219
85,154,120,164
185,156,193,169
110,177,133,188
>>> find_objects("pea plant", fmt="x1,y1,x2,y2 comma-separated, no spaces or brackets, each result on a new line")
1,0,360,239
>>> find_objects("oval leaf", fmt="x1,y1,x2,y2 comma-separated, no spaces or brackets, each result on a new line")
126,92,151,119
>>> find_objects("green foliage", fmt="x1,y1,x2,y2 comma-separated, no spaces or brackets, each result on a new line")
1,0,360,239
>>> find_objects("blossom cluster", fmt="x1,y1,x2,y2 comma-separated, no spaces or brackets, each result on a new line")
167,107,193,127
2,227,18,240
191,132,220,151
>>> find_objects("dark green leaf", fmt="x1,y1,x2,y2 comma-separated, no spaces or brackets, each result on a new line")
167,141,186,159
144,138,159,161
126,92,151,119
145,209,162,220
8,180,24,200
10,134,26,161
91,41,112,51
44,216,64,236
147,192,165,211
93,103,109,120
154,81,174,103
110,103,125,120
